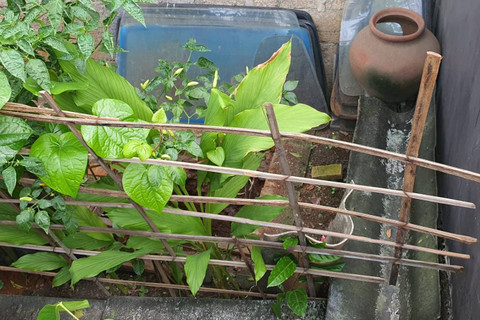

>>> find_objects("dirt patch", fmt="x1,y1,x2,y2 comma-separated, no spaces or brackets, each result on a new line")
300,127,353,239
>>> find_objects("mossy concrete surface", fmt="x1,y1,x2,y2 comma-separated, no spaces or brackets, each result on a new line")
326,96,440,319
0,295,327,319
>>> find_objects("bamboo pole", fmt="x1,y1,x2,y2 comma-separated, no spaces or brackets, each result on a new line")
103,157,475,209
0,242,385,284
3,106,480,184
264,102,316,297
0,223,463,272
390,52,443,285
0,266,277,299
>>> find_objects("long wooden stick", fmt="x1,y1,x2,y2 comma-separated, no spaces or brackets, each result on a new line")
0,266,277,299
0,242,385,284
0,222,463,272
104,157,475,209
389,52,443,285
264,102,316,297
1,191,477,245
3,106,480,184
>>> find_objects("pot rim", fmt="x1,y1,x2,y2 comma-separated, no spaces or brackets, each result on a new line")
369,7,425,43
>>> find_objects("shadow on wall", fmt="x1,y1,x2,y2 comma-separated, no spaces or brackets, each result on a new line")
434,0,480,319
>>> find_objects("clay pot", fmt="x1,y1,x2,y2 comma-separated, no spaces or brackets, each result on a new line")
349,8,440,103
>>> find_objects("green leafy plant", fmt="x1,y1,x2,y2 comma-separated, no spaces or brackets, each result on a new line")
0,0,335,314
37,300,90,320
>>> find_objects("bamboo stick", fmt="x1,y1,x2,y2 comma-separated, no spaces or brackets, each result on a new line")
3,102,120,121
0,242,385,284
390,52,443,285
0,266,277,299
1,195,476,246
264,102,316,297
3,106,480,184
0,223,463,272
104,157,475,209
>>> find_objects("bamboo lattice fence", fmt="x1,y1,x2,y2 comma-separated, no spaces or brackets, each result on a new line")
0,53,478,299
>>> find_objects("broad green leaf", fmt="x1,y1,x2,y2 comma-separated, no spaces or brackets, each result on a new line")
51,81,89,95
18,40,35,56
35,210,50,234
0,49,26,81
271,293,285,319
19,157,47,176
123,139,152,161
70,249,149,285
81,99,149,158
47,0,64,31
63,232,112,250
286,288,308,317
43,37,70,54
283,237,298,249
106,208,206,236
312,262,345,272
126,236,163,251
123,163,173,214
62,300,90,311
251,246,266,282
308,253,342,265
16,209,34,231
132,259,145,275
185,249,211,296
207,147,225,166
0,70,11,108
222,104,331,168
123,0,146,26
267,256,297,287
73,206,114,242
102,31,115,57
0,225,48,245
207,152,263,214
167,167,187,186
30,132,88,198
12,252,67,271
37,305,59,320
52,266,71,287
234,41,291,114
152,108,167,124
78,33,95,58
0,115,33,151
2,166,16,196
59,58,153,121
284,80,299,91
231,195,286,237
26,59,51,92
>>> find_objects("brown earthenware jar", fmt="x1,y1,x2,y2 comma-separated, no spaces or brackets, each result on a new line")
349,8,440,103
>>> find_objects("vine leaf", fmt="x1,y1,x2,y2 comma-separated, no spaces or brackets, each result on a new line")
12,252,67,271
267,256,297,288
122,163,173,214
2,166,16,196
78,33,95,58
185,249,211,296
251,246,266,282
26,59,51,92
123,0,146,27
286,288,308,317
0,70,11,108
0,49,26,81
47,0,65,32
70,249,149,285
206,146,225,166
81,99,149,158
30,132,88,198
35,210,51,234
52,266,71,287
